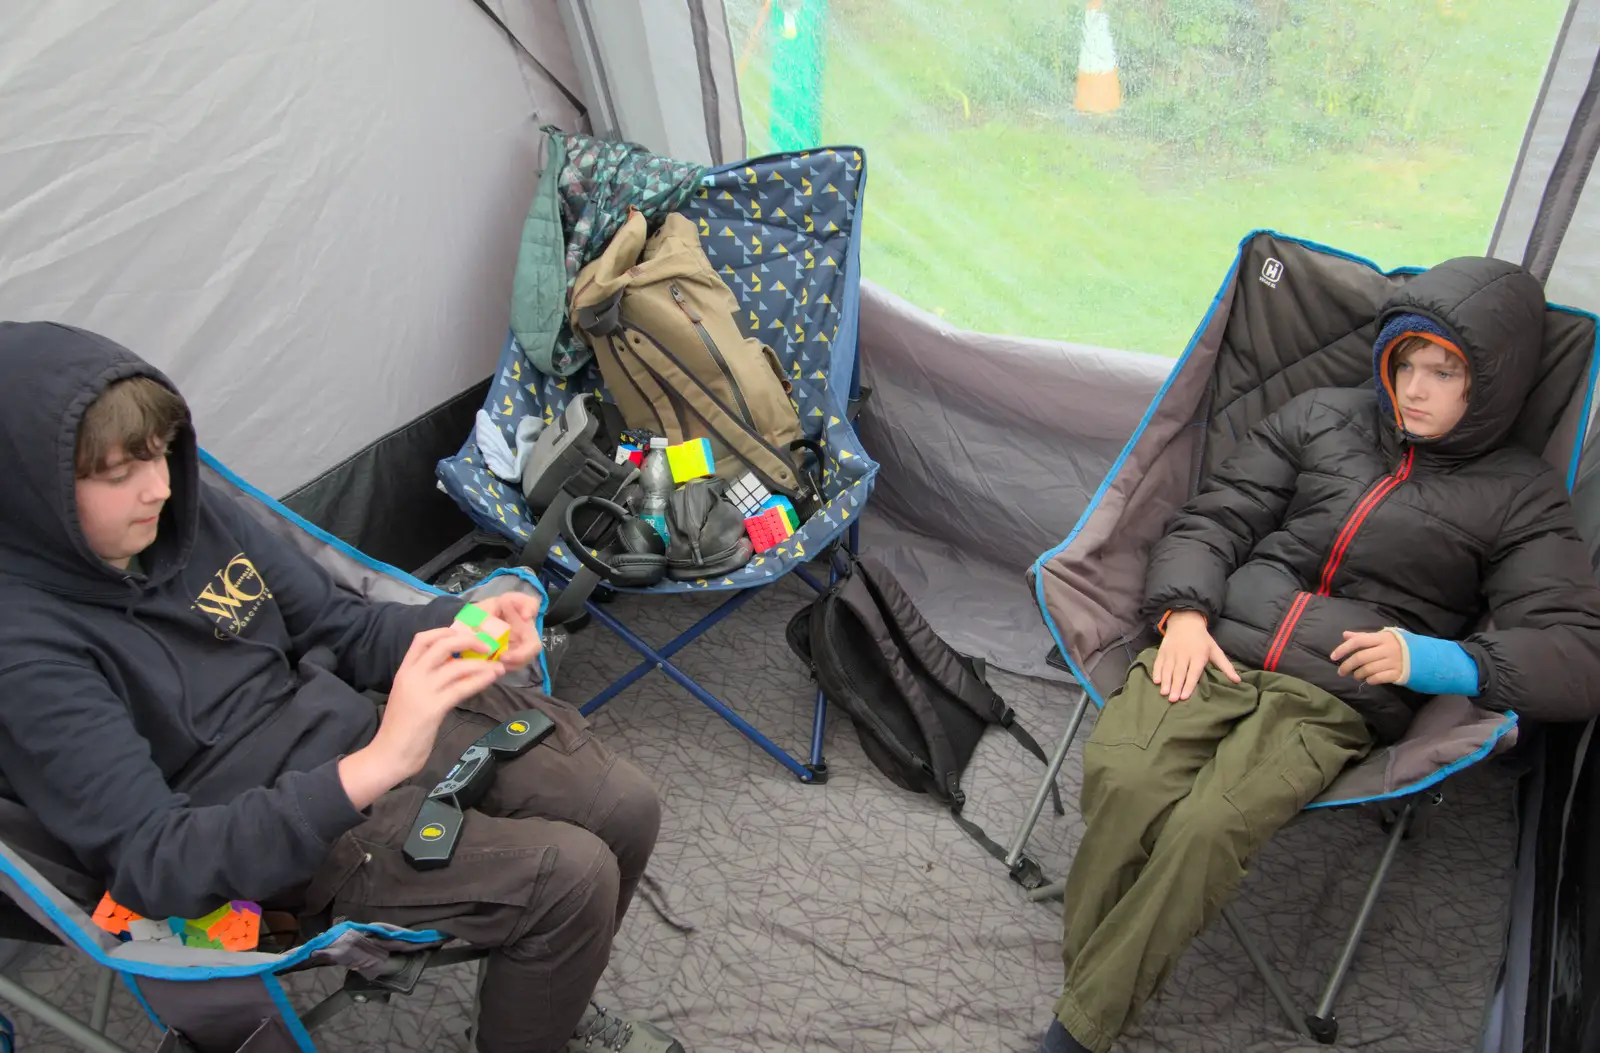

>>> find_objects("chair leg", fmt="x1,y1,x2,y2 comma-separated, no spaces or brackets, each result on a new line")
1221,905,1313,1039
803,552,848,781
464,957,486,1051
578,598,819,781
578,587,764,716
1303,796,1419,1044
1004,691,1091,887
89,967,114,1032
0,972,133,1053
1027,879,1068,903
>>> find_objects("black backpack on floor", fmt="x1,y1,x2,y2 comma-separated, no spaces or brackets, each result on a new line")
786,554,1063,864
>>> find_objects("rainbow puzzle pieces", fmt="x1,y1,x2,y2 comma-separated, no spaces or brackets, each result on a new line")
455,602,510,661
93,893,262,952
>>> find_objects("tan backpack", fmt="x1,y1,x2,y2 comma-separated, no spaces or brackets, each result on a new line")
569,209,810,502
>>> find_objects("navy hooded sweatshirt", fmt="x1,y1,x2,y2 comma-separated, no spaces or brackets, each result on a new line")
0,322,457,919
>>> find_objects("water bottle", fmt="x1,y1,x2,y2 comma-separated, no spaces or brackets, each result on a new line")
639,437,673,544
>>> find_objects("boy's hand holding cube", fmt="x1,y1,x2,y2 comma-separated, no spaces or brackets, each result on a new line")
454,602,511,661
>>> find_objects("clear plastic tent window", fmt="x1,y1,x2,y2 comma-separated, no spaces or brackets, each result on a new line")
727,0,1568,356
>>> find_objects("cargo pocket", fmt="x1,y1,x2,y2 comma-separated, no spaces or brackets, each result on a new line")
1222,724,1330,843
1088,685,1173,750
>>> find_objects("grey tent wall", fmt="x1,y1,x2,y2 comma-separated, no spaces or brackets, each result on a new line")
1493,0,1600,309
853,279,1170,680
0,0,580,496
557,0,746,165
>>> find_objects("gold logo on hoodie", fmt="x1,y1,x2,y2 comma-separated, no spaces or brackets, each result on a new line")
192,553,272,634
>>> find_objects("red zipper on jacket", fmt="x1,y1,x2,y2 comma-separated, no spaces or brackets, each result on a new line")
1262,447,1416,671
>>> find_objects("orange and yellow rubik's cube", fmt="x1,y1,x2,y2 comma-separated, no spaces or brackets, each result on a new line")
454,602,510,661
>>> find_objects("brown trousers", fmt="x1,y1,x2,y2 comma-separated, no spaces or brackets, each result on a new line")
299,683,661,1053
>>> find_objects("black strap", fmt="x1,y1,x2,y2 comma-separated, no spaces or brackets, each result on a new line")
518,456,636,569
1006,722,1066,817
595,398,629,450
520,488,576,571
467,0,590,118
951,807,1012,869
544,563,604,626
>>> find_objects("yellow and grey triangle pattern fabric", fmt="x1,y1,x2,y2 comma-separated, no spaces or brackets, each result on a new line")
437,147,877,593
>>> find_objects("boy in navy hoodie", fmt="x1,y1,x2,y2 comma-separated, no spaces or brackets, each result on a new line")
0,322,681,1053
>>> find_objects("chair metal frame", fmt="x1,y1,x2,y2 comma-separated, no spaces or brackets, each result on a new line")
543,373,866,784
0,935,488,1053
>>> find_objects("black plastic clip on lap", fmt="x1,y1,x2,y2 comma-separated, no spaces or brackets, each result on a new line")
403,709,557,870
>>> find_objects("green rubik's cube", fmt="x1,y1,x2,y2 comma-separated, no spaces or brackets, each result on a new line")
454,602,510,661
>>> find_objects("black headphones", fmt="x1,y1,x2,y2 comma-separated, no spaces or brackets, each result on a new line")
562,495,667,589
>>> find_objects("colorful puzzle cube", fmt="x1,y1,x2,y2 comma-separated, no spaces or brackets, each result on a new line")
614,444,646,468
179,901,261,951
666,438,715,483
127,918,181,943
93,894,262,951
727,472,771,517
744,506,795,553
92,892,141,939
761,495,800,532
211,902,262,952
454,602,510,661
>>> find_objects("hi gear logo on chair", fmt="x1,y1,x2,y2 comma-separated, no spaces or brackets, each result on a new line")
1260,257,1285,289
507,720,530,735
419,824,446,842
191,552,272,636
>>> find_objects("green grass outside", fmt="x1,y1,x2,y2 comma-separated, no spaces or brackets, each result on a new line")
730,0,1566,356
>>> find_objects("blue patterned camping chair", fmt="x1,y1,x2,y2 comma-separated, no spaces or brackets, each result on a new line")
437,147,876,782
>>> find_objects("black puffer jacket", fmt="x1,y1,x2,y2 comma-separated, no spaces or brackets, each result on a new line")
1144,257,1600,744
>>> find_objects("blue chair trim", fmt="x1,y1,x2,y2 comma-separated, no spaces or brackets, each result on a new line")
1305,710,1520,810
264,973,319,1053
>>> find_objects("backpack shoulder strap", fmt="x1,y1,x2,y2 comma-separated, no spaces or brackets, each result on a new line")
833,573,966,802
616,325,804,499
852,555,1065,817
854,556,1008,723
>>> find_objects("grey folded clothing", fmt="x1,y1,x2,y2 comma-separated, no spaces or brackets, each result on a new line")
476,409,544,484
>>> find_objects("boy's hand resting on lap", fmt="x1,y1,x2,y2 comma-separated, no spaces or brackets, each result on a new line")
1153,610,1241,703
338,625,510,810
1331,630,1405,685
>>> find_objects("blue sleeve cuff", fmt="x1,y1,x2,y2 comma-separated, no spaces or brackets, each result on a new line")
1391,628,1481,697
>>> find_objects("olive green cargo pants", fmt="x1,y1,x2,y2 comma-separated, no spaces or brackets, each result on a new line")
1054,648,1373,1052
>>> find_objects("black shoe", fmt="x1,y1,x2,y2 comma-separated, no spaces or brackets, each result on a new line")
1040,1017,1092,1053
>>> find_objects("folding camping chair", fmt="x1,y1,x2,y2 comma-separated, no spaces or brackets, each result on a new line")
0,451,554,1053
436,145,877,784
1005,230,1600,1044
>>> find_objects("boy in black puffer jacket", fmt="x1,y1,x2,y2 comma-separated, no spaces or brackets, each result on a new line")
1040,257,1600,1053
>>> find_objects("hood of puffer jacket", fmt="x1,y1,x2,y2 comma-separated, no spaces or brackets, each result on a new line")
1372,256,1546,461
0,322,199,601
